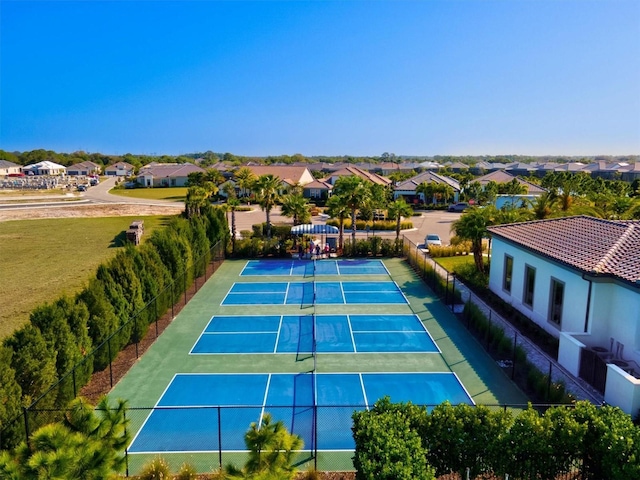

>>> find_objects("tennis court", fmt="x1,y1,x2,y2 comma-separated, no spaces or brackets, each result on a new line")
128,371,472,453
240,258,389,276
110,258,529,472
190,314,439,354
221,281,407,305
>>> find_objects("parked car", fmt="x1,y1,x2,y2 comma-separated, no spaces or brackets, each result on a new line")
76,184,87,192
448,202,469,212
425,233,442,247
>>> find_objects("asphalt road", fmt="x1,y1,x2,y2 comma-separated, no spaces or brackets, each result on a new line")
234,206,461,248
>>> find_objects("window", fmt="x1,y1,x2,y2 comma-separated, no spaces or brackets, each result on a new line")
523,265,536,307
549,279,564,327
503,255,514,293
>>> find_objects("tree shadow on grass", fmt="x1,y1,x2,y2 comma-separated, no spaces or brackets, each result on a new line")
109,231,128,248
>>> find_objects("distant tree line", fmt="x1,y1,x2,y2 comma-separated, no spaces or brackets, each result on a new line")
0,206,228,449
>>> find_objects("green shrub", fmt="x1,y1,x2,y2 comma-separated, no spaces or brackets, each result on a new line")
139,456,171,480
176,462,198,480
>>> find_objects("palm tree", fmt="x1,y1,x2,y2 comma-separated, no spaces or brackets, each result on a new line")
254,174,282,239
416,182,434,205
530,191,558,220
452,207,494,272
234,166,256,200
387,198,414,243
280,193,310,226
332,176,372,255
223,182,240,253
326,193,349,251
184,186,210,218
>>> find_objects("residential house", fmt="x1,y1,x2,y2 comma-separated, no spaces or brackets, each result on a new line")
136,162,205,187
302,179,333,203
325,166,392,187
22,161,66,176
393,171,461,204
105,161,135,177
0,160,22,176
67,161,101,176
472,170,546,208
487,216,640,414
245,165,315,190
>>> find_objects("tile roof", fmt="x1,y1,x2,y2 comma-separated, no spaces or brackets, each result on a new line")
246,165,312,185
138,162,204,177
488,216,640,286
474,170,546,194
330,166,392,185
395,171,460,191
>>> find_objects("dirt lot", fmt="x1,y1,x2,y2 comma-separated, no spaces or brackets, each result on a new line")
0,203,184,222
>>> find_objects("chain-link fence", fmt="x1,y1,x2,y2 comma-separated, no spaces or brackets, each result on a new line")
402,235,603,405
0,240,226,450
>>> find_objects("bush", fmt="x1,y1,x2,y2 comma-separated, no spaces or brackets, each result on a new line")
139,456,171,480
176,462,198,480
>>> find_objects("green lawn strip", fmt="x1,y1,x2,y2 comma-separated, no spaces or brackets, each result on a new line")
0,215,176,339
109,187,188,201
434,254,475,272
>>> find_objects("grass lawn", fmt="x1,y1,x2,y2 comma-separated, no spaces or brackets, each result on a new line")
109,187,187,201
434,254,475,272
0,215,175,340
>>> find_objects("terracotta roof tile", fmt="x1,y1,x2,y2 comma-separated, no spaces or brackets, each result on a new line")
487,216,640,285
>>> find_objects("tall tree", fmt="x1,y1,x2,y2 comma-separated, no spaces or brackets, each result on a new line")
326,193,349,251
280,193,310,226
387,198,414,243
253,174,282,239
451,207,494,272
223,182,240,253
234,166,256,199
332,176,372,255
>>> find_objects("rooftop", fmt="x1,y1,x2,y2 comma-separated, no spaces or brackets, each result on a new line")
488,216,640,286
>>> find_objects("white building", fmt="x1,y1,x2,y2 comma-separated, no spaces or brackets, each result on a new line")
22,160,66,176
487,216,640,414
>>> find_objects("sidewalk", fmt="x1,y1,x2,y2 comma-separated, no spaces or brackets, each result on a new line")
414,244,604,405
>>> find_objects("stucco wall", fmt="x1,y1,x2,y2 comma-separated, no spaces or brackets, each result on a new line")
489,239,590,337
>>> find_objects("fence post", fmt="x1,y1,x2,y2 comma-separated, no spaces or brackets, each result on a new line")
134,316,139,358
171,281,175,318
445,272,450,304
124,408,129,477
23,407,30,442
154,296,159,337
218,407,223,470
451,274,456,309
547,362,553,401
512,332,518,380
108,337,114,388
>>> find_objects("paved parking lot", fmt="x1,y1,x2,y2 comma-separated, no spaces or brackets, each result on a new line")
234,205,462,247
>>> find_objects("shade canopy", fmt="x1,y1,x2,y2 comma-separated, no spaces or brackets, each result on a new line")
290,224,339,235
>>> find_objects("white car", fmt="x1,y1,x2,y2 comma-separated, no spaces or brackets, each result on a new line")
425,234,442,247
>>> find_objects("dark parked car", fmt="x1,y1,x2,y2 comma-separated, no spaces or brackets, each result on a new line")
448,202,469,212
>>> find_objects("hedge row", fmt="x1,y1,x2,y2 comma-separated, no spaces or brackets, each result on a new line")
353,398,640,479
0,206,228,449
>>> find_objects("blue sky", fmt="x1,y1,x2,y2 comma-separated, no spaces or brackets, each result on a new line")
1,0,639,157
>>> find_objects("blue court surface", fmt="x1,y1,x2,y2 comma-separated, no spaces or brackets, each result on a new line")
190,314,440,354
221,281,407,305
128,372,473,453
240,259,389,276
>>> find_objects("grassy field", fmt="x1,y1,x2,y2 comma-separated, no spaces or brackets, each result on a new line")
434,254,475,272
0,215,175,340
109,187,187,201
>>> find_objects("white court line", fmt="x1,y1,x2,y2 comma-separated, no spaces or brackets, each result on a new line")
346,315,357,353
274,316,284,353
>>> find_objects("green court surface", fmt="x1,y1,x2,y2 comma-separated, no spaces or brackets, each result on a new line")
108,258,528,474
